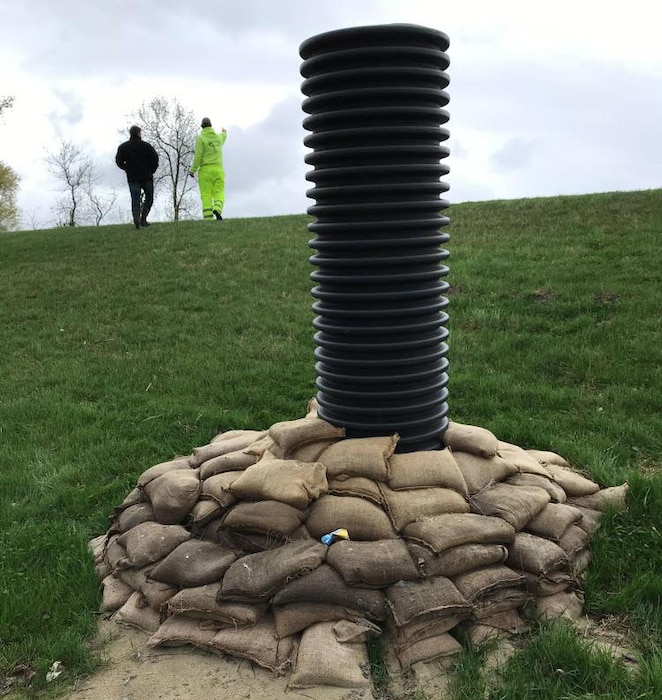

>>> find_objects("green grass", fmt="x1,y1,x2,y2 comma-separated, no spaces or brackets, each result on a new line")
0,190,660,698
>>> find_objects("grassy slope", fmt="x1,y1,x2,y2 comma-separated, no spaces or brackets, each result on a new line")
0,190,660,697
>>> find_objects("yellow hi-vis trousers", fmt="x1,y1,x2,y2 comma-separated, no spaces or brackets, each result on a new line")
197,165,225,220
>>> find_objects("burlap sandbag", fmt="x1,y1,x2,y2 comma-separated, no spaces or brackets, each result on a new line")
525,590,584,621
113,591,161,633
200,471,241,506
462,610,527,645
497,442,552,476
222,500,306,536
526,449,570,468
137,457,192,488
573,549,591,574
452,565,525,603
389,613,466,649
144,469,201,525
220,540,327,601
470,483,551,531
187,499,225,528
114,502,155,534
112,487,144,513
545,465,600,497
454,452,519,494
408,542,508,578
381,486,469,531
116,522,190,569
318,435,397,481
568,484,628,512
272,564,386,620
573,505,603,534
88,534,107,563
443,421,498,458
404,513,516,554
326,539,420,588
473,587,530,618
306,495,397,540
306,397,319,417
199,450,258,480
506,473,567,503
166,583,266,626
506,532,570,576
290,440,337,462
290,621,371,689
209,615,296,675
328,476,384,504
211,428,263,444
147,614,218,650
269,417,345,457
190,431,266,467
230,458,328,508
386,576,471,627
387,448,468,495
523,570,578,597
394,632,462,669
243,434,280,458
149,539,237,587
272,602,371,639
524,503,583,542
100,575,134,612
558,524,590,558
118,565,178,611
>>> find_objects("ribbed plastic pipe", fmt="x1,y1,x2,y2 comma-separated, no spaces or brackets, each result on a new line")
300,24,450,452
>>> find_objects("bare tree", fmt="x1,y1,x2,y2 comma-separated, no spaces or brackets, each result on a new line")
45,140,95,227
129,96,198,221
86,184,118,226
0,95,14,118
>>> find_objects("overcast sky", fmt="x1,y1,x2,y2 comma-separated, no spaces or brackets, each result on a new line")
1,0,661,228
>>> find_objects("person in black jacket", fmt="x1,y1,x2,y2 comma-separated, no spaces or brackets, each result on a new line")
115,125,159,229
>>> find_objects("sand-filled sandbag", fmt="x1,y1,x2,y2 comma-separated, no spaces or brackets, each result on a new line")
568,484,628,512
327,476,384,504
222,500,306,537
272,564,386,620
326,539,419,588
558,524,590,558
506,473,567,503
289,440,337,462
211,428,263,444
386,576,471,628
209,615,296,674
112,487,143,513
137,457,192,488
149,539,237,587
394,632,463,669
526,450,570,468
166,583,266,626
269,417,345,456
318,436,397,481
462,610,527,645
220,540,327,601
381,486,469,531
117,565,178,610
443,421,498,458
524,503,583,542
388,613,467,650
290,621,371,689
113,502,155,534
526,590,584,621
147,614,218,650
573,506,603,534
242,434,279,458
230,457,328,508
100,575,134,612
190,431,266,467
497,442,552,476
506,532,570,576
522,570,578,597
470,483,551,531
545,465,600,497
454,452,519,494
404,513,516,554
272,602,371,639
116,522,190,569
187,500,225,528
307,495,398,540
408,542,508,578
144,470,201,525
452,565,525,603
387,448,468,495
199,450,258,480
200,471,241,506
113,591,161,633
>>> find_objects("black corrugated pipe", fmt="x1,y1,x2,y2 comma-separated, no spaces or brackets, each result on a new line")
300,24,450,453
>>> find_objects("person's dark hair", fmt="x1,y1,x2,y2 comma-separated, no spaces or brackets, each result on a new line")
201,117,212,128
129,125,141,138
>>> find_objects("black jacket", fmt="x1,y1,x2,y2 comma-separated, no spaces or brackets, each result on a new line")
115,136,159,182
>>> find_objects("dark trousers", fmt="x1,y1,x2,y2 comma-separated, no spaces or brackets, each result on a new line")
128,179,154,223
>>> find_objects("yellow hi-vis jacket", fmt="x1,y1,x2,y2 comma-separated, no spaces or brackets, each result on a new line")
190,127,227,174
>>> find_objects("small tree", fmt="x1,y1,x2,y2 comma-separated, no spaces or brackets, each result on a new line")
129,96,198,221
86,184,118,226
45,140,95,227
0,162,19,232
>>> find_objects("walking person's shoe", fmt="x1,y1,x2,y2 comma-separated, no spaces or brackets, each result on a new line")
133,215,141,230
213,210,223,221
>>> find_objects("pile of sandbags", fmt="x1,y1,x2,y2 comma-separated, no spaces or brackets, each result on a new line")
89,403,628,689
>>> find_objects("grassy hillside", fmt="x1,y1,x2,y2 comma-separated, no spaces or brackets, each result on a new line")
0,190,660,698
